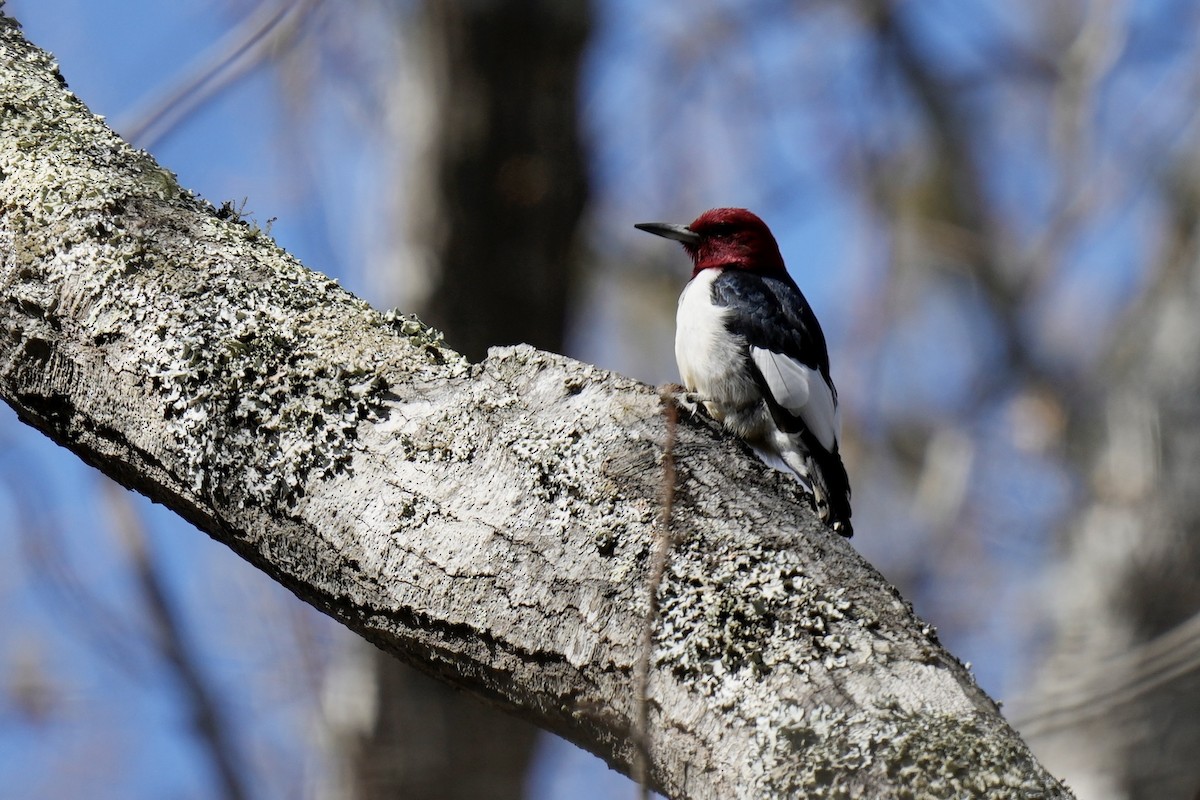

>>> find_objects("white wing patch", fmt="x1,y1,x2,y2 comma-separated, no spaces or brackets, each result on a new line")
750,346,840,452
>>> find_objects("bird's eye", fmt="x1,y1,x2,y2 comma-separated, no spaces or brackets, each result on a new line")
708,223,735,237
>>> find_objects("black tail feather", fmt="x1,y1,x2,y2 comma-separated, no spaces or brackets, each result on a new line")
799,429,853,538
757,389,855,537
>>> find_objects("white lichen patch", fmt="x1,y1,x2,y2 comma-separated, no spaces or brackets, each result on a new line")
140,283,389,506
123,261,468,510
654,534,856,697
511,428,588,501
753,703,870,797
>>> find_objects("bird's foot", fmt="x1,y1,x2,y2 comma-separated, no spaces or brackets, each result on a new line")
660,384,708,418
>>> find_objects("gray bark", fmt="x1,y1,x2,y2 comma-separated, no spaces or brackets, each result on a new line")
0,14,1068,799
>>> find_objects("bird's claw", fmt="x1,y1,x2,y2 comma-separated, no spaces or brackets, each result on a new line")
663,386,707,418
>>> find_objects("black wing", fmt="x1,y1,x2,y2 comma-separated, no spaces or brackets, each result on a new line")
710,270,833,380
711,270,840,448
711,269,853,534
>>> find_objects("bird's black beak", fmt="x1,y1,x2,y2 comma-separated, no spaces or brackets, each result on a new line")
635,221,701,245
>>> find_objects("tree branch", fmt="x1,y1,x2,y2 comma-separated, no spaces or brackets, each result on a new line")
0,14,1068,799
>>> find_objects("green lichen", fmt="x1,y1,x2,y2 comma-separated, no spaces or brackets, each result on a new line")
382,309,464,367
756,703,1068,799
654,533,856,697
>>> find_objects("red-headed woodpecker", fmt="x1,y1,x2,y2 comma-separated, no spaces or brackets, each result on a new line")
636,208,853,537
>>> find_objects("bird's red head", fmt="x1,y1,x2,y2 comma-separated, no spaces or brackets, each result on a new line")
636,208,786,277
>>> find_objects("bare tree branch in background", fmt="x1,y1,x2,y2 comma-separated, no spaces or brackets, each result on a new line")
116,0,316,149
101,481,251,800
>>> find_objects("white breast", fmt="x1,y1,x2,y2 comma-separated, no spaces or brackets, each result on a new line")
675,269,761,423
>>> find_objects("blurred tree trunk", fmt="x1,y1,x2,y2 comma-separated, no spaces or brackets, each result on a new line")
1017,169,1200,800
416,0,589,363
349,2,590,798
